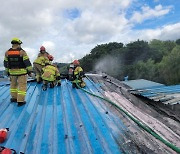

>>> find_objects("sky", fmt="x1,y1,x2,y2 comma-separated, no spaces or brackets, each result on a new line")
0,0,180,70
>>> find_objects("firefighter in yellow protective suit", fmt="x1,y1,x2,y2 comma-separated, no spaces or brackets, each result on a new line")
42,55,61,91
72,60,86,88
4,38,33,106
33,46,49,83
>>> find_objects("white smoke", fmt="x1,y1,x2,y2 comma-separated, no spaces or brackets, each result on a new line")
94,55,121,77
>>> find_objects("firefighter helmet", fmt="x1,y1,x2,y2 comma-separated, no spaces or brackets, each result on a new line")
0,128,8,143
73,60,80,66
11,38,22,44
48,55,54,61
40,46,46,51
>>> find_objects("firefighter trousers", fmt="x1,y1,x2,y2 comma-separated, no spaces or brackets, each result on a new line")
10,75,27,102
33,63,44,82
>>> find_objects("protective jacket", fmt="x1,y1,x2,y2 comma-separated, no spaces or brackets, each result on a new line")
42,64,60,81
4,48,32,75
68,64,75,81
33,56,49,66
73,66,84,78
38,52,49,57
72,66,86,88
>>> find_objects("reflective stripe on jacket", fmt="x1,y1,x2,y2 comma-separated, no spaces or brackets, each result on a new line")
42,65,60,81
34,56,49,66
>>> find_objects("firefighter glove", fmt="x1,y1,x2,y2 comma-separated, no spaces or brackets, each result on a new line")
56,76,61,80
79,71,85,77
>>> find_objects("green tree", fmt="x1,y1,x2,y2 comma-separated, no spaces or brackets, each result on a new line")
149,39,176,62
175,39,180,45
133,59,156,80
79,39,179,85
159,45,180,84
124,40,150,65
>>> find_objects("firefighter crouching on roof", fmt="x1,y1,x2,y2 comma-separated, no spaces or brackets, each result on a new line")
72,60,86,88
42,55,61,91
4,38,33,106
33,46,49,83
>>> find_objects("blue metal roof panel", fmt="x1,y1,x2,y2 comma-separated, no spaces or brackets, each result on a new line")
122,79,164,90
130,84,180,105
0,79,129,153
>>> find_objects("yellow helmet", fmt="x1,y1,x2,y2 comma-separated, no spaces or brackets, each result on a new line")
11,37,22,44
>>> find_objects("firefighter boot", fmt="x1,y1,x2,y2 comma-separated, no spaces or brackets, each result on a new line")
10,98,17,102
42,84,47,91
37,77,42,84
18,101,26,107
57,81,61,86
72,83,76,88
50,82,54,88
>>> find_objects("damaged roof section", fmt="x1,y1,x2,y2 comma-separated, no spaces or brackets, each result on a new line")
123,79,180,105
84,74,180,153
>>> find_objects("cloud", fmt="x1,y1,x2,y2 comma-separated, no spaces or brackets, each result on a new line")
23,48,37,63
111,22,180,43
147,22,180,40
64,12,129,44
0,1,53,38
130,5,172,23
62,0,132,44
0,0,179,70
42,41,56,53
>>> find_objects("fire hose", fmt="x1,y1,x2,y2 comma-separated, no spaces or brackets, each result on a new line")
75,79,180,153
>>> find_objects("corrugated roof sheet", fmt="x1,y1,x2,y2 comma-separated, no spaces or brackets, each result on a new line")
1,77,179,153
0,78,131,153
0,78,10,86
122,79,164,90
125,80,180,105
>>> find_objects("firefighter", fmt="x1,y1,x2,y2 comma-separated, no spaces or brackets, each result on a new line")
4,38,33,106
33,46,49,83
67,62,75,81
37,46,49,57
72,60,86,88
42,55,61,91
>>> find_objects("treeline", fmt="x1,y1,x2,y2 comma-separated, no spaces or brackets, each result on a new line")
79,39,180,85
